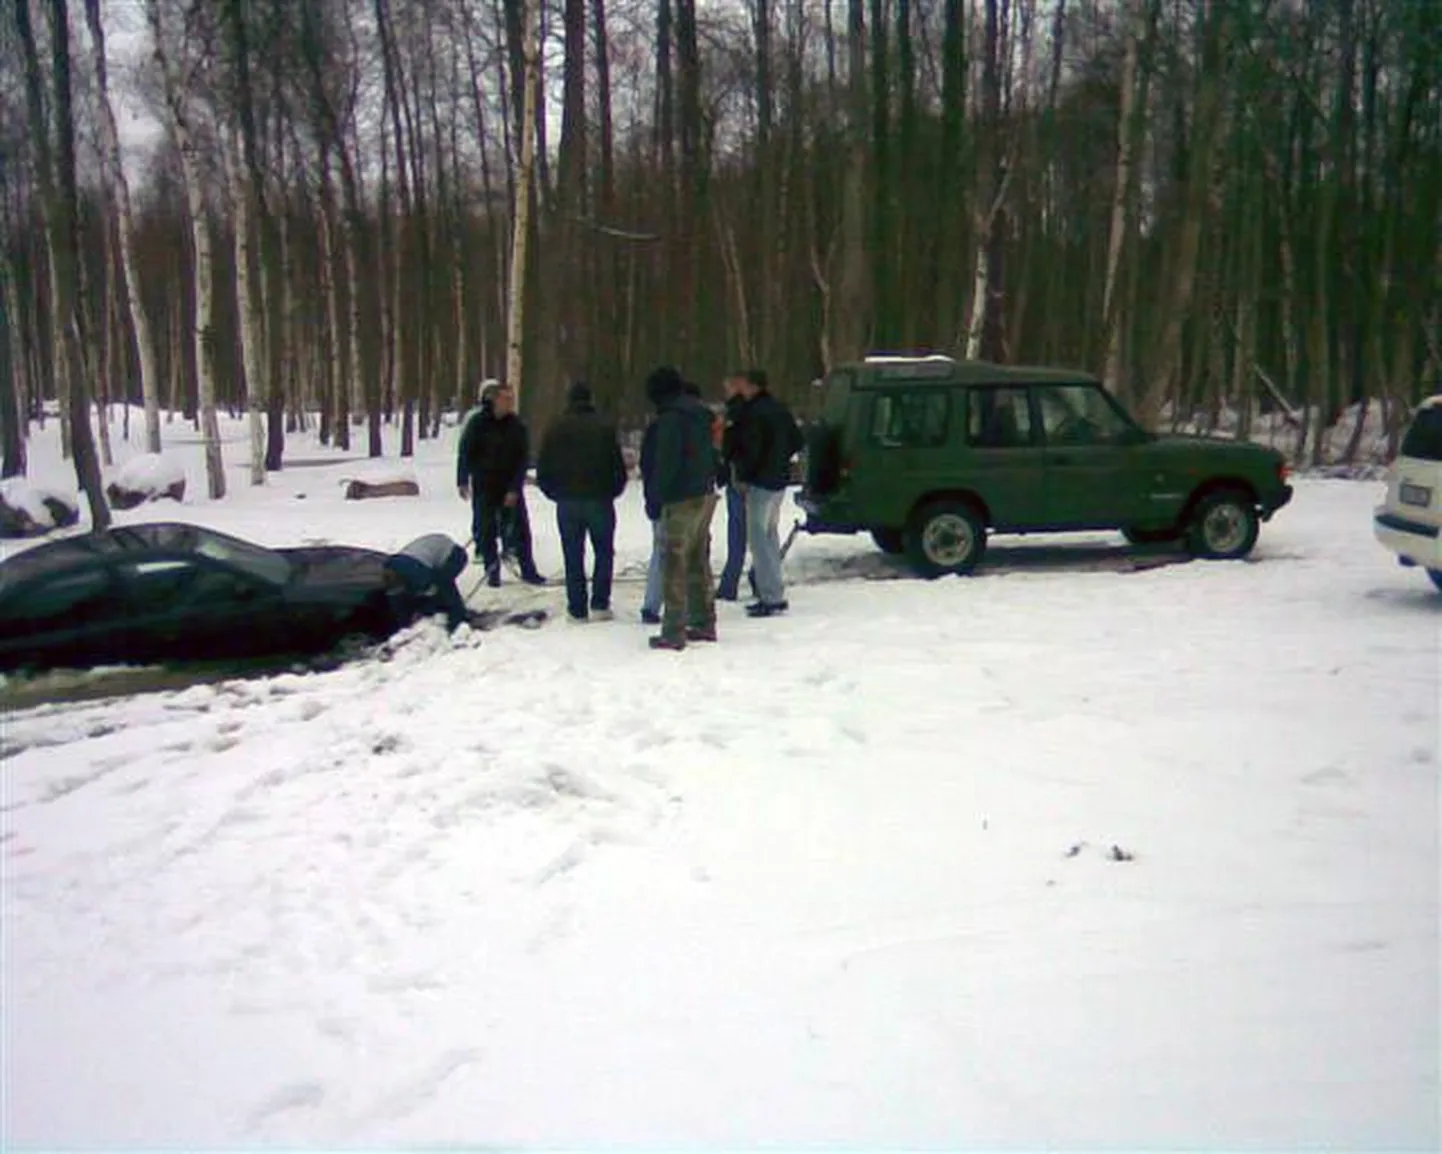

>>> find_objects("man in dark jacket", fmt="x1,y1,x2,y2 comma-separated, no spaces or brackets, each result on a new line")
730,369,803,617
640,366,719,650
537,380,628,623
455,381,545,587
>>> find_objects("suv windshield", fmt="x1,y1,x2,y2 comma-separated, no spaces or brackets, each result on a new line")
1400,406,1442,462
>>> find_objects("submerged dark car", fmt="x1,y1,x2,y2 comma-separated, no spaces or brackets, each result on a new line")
0,522,434,674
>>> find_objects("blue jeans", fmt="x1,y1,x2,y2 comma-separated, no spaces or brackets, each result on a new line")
746,486,786,604
556,499,616,619
642,519,664,615
716,484,748,598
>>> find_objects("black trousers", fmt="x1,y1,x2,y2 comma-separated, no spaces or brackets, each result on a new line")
470,487,540,579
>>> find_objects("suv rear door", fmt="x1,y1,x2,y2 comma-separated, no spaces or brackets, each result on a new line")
850,384,955,527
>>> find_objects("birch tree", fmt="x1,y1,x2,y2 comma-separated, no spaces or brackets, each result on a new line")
83,0,161,454
149,0,225,498
505,0,540,405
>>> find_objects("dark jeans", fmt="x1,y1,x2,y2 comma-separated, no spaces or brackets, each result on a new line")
556,498,617,619
470,486,539,579
716,483,748,598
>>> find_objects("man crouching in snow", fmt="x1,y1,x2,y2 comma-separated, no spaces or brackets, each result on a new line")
383,533,474,631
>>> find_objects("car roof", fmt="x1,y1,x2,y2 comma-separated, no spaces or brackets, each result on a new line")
844,355,1099,387
0,523,279,595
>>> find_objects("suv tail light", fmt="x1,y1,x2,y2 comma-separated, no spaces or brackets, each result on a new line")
1278,461,1291,483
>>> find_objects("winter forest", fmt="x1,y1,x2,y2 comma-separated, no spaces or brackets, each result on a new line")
1,0,1439,528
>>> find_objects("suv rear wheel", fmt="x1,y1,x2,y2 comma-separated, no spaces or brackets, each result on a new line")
906,501,986,578
1186,489,1260,560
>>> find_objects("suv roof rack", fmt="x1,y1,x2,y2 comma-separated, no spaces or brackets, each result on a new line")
862,353,957,365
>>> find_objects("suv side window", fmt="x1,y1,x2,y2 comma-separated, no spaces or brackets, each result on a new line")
869,390,950,449
967,386,1034,448
1034,383,1133,446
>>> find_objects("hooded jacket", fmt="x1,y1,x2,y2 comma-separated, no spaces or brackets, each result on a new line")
536,381,628,503
640,366,717,520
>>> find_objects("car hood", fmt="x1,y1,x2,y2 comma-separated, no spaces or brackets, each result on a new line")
1147,434,1283,465
278,546,391,599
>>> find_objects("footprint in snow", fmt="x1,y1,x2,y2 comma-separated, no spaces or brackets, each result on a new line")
244,1079,326,1132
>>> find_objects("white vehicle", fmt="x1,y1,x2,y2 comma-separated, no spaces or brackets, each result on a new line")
1374,394,1442,592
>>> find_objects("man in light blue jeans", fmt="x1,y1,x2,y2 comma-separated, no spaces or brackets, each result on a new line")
744,483,787,609
730,370,804,617
640,517,664,624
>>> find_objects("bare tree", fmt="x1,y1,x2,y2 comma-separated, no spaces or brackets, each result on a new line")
505,0,540,404
83,0,162,454
149,0,226,497
16,0,109,526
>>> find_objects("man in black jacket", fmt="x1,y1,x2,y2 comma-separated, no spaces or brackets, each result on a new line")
455,381,545,587
537,380,628,623
730,369,803,617
640,366,719,650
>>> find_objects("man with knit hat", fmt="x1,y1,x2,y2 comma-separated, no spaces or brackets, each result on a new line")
640,365,719,650
537,380,628,623
456,380,546,587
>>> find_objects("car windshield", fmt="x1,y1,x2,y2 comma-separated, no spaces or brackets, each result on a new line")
1400,406,1442,462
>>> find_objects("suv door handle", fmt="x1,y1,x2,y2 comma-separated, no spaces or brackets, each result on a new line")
1049,454,1075,465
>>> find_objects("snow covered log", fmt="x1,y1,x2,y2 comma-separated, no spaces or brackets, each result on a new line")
0,478,80,538
106,454,187,510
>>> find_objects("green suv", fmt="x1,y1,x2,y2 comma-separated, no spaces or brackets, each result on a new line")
797,356,1293,577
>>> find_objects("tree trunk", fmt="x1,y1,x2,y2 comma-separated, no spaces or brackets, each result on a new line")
1139,2,1229,429
830,0,869,364
1099,0,1145,393
225,129,267,484
506,0,541,404
150,0,225,497
964,0,1010,362
84,0,161,454
19,0,110,526
0,238,24,477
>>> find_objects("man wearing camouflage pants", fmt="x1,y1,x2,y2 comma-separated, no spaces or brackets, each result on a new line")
640,366,719,650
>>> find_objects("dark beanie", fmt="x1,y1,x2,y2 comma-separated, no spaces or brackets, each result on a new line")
567,380,593,406
645,365,685,406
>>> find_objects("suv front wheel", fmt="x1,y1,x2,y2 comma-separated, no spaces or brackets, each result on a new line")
906,501,987,578
1186,489,1260,560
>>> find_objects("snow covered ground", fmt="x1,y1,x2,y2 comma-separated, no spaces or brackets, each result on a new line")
2,413,1438,1147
